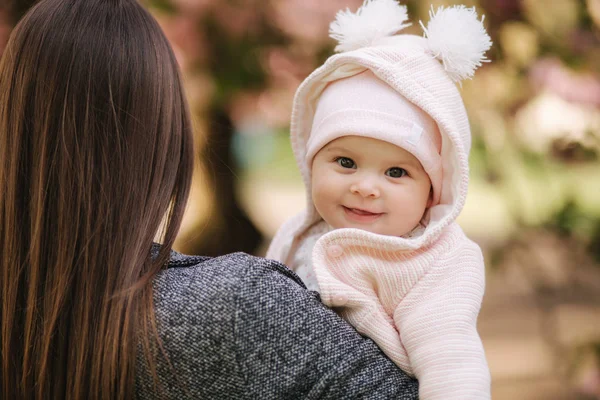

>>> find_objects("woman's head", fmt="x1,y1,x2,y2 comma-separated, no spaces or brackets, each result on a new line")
0,0,193,245
0,0,193,398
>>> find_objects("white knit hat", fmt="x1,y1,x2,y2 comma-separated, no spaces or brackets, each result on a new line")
289,0,492,241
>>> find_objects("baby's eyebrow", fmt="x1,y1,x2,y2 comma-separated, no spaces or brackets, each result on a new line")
386,157,423,170
325,146,352,154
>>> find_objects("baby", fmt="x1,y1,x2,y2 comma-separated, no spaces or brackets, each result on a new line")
267,1,492,399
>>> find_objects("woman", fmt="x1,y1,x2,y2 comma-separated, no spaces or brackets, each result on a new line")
0,0,418,398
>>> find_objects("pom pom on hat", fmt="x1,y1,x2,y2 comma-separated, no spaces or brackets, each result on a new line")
328,1,492,82
329,0,410,53
420,6,492,82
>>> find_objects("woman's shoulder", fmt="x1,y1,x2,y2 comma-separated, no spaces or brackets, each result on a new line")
153,248,304,299
139,249,306,398
151,247,307,327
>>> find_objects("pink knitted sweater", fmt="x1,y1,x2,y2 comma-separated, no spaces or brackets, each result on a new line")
268,216,488,399
267,34,491,399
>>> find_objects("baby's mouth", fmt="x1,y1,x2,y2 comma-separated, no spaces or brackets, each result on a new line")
342,206,384,221
345,207,380,215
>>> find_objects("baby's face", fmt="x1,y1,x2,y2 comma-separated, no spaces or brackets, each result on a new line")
311,136,432,237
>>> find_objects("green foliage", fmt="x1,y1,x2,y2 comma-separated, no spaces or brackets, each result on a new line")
545,198,600,263
549,199,586,237
588,220,600,263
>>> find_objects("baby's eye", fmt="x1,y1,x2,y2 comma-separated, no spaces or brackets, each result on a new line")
335,157,356,169
386,167,407,178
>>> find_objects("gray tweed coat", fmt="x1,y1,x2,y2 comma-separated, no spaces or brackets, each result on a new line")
136,248,419,399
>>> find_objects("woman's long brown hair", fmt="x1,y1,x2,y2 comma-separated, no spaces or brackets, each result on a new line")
0,0,194,398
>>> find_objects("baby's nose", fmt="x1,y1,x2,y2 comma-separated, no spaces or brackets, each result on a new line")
350,179,380,198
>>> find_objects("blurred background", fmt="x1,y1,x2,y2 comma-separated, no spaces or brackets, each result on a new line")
2,0,599,398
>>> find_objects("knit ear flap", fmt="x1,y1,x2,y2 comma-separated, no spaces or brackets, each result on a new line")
329,0,410,53
420,6,492,83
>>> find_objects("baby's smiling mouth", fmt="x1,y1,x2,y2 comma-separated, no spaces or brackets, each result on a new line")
342,206,384,221
345,207,380,215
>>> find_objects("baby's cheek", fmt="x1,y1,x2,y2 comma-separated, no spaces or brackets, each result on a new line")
312,187,332,221
390,206,423,235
